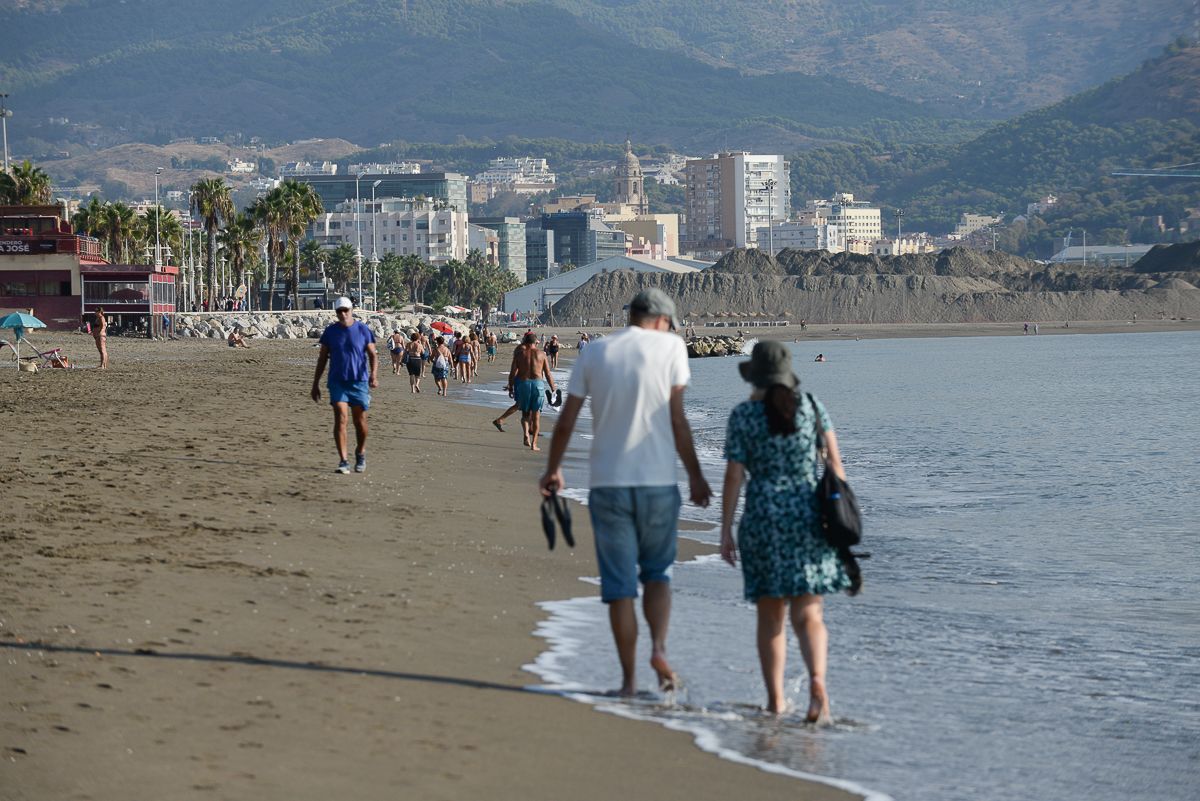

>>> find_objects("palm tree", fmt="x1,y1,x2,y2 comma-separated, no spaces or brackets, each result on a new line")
140,205,183,266
0,160,53,204
250,189,287,309
219,213,263,304
72,196,106,238
98,201,137,263
399,254,435,305
279,179,324,309
325,243,358,294
190,178,234,310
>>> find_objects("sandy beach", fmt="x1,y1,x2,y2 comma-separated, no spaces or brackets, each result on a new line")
0,332,857,801
4,318,1196,800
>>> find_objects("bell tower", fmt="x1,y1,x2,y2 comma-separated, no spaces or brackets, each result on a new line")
614,139,647,214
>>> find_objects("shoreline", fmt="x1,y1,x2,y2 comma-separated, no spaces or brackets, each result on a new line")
532,317,1199,344
0,336,858,801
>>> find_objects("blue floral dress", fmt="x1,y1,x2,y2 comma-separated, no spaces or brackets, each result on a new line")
724,395,850,601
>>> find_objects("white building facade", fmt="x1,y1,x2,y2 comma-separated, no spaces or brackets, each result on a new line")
757,221,843,253
474,157,556,194
805,193,882,243
308,198,469,265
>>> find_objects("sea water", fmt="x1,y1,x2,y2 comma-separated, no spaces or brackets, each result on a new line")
472,331,1200,801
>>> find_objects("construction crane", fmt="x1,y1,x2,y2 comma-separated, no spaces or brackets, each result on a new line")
1111,161,1200,178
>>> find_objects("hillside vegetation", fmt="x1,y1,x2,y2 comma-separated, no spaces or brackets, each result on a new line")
789,42,1200,253
2,0,927,152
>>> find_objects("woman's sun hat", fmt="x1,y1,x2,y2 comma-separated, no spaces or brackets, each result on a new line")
738,339,798,389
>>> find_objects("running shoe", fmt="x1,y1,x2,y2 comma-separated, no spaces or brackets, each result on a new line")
354,454,366,473
335,460,351,474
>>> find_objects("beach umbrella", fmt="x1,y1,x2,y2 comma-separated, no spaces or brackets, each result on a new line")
1,311,47,368
430,320,454,334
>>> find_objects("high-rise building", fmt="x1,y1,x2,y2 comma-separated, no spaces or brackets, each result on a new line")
292,172,468,213
539,212,628,269
473,217,528,283
307,198,469,266
683,152,789,253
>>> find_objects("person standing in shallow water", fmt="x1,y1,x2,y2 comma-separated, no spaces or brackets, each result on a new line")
719,340,852,722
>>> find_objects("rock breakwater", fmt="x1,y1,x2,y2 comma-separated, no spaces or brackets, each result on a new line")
686,335,745,358
172,311,471,341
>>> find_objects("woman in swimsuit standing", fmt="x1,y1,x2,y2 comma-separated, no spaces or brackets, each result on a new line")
93,307,109,369
389,330,406,375
545,334,560,369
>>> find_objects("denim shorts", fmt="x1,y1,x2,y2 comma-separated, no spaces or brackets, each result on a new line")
327,377,371,409
588,485,681,602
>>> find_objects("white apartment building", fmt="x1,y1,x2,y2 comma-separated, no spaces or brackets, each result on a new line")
227,158,256,174
805,193,882,242
873,235,938,256
280,160,338,177
348,161,421,175
474,157,557,193
308,198,469,265
683,152,790,252
757,221,843,253
950,212,1003,239
468,223,500,266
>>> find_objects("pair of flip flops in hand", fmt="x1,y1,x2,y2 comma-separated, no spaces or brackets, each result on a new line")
544,388,563,408
541,491,574,550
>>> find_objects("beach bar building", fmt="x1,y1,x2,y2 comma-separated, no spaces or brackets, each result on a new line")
1,203,177,336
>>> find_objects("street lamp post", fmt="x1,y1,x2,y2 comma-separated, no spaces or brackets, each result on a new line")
154,167,163,268
896,208,903,241
0,94,11,173
763,178,777,256
371,179,382,310
354,172,366,305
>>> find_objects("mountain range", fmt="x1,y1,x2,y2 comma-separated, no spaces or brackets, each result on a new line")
1,0,1193,150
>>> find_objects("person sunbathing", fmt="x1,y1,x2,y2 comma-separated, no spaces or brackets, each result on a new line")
228,329,251,349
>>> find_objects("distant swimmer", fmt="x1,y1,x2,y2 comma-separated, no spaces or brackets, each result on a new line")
814,354,826,362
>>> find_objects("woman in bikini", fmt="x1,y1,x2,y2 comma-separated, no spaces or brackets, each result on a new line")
389,330,406,375
92,307,109,369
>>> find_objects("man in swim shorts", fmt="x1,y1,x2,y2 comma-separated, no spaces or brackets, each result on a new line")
493,332,556,451
538,289,712,696
311,296,378,474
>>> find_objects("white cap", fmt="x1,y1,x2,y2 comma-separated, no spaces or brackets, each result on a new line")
333,296,353,311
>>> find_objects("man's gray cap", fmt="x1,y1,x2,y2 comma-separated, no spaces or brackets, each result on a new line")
629,288,679,330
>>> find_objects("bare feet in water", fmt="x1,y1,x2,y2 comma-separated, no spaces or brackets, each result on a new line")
650,651,679,692
806,676,832,724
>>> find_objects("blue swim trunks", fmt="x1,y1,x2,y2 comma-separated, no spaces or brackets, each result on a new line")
514,378,544,413
328,377,371,409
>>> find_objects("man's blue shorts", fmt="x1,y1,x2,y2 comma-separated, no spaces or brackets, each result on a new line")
588,486,681,602
328,378,371,409
515,378,544,413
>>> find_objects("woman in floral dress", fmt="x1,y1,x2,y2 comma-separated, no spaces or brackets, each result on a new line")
720,340,850,721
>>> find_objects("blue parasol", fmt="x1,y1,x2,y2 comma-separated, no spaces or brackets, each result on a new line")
1,311,48,367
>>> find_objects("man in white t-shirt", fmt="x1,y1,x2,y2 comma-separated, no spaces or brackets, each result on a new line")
539,288,712,696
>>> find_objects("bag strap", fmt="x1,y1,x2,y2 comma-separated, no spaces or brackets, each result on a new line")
807,392,830,466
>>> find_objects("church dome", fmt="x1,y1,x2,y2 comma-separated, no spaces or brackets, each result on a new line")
622,139,641,172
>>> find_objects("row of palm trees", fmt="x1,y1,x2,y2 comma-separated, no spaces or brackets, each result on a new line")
3,160,519,315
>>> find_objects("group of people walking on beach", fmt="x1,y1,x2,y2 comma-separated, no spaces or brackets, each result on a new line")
311,290,854,719
386,322,498,395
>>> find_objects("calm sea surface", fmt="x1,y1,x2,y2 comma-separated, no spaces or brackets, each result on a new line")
479,331,1200,801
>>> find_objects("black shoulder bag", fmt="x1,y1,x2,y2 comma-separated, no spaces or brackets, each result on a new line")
808,393,865,595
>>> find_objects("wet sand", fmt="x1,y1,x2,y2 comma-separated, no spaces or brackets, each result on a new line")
0,334,855,801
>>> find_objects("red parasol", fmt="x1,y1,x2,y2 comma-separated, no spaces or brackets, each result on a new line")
430,320,454,334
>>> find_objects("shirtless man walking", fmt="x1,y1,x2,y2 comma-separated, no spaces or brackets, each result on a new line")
492,332,557,450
